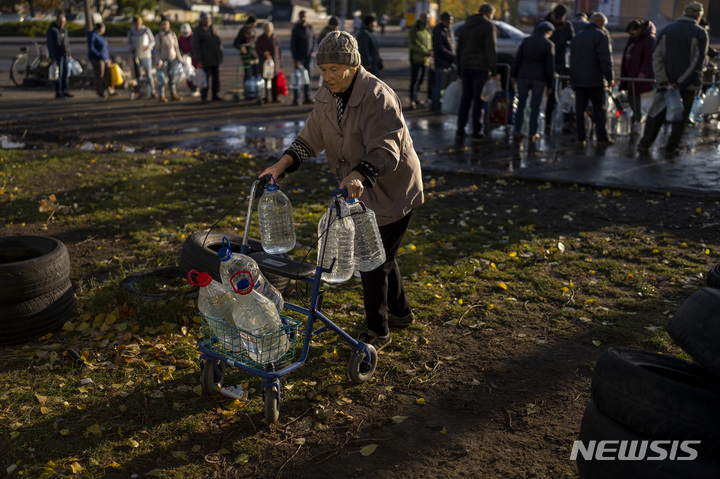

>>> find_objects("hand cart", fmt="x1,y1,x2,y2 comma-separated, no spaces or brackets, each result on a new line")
197,177,378,423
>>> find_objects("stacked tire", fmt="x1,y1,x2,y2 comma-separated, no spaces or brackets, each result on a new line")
0,236,75,345
578,287,720,478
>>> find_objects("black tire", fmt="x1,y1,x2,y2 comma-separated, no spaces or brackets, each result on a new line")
347,344,378,384
706,263,720,289
200,358,225,395
0,235,71,304
264,387,279,424
577,401,720,479
0,279,75,345
591,347,720,456
667,287,720,378
178,231,290,293
120,266,198,301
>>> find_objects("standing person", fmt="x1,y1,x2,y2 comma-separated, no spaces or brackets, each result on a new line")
570,12,614,146
638,2,708,155
620,19,656,126
256,21,283,103
544,5,574,130
260,31,424,351
408,12,433,109
317,16,340,45
379,13,389,35
46,14,72,99
154,16,184,103
127,15,157,98
455,3,498,140
178,23,199,97
291,10,315,106
511,21,555,141
87,22,117,99
193,12,224,102
431,11,455,114
234,14,260,84
357,15,382,76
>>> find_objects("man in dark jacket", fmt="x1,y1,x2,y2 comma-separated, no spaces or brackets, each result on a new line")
511,21,555,140
357,15,382,76
46,14,72,99
431,11,455,113
291,10,315,105
455,3,498,140
193,12,224,102
569,12,614,146
234,14,259,83
620,19,656,125
544,5,574,128
638,2,708,155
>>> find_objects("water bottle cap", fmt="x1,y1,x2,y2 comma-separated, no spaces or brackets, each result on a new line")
265,183,279,191
186,269,212,287
217,237,232,261
346,198,358,204
230,270,254,295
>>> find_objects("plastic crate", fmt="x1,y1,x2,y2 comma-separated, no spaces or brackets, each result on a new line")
200,313,300,371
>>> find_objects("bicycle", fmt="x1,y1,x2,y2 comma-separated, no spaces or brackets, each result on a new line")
10,42,51,87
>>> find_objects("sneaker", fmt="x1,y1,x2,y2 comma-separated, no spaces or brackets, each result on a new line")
171,93,182,101
388,311,415,328
358,330,391,352
409,101,417,110
190,90,200,97
159,95,168,103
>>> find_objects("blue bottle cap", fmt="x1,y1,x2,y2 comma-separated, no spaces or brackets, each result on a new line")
217,237,232,261
265,183,279,192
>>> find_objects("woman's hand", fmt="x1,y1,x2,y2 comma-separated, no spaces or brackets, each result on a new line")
339,171,366,200
259,154,293,183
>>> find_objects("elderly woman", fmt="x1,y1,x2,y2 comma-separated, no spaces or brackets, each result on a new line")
261,31,424,351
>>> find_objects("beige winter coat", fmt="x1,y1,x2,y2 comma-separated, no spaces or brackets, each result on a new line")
154,29,183,62
297,66,424,226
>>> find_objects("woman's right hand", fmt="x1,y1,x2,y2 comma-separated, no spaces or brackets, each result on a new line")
259,154,293,183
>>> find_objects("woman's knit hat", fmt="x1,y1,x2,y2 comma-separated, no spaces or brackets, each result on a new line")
316,31,361,66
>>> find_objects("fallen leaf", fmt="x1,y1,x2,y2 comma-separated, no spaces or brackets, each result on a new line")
392,415,408,423
234,453,249,465
145,469,164,476
415,397,425,405
359,444,377,456
69,462,84,474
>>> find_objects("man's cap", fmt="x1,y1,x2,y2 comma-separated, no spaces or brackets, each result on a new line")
328,16,339,26
684,1,704,14
535,21,555,33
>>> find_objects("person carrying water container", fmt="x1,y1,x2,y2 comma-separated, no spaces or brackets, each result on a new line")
259,31,424,352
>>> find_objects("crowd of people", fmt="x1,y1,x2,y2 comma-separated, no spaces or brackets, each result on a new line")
44,2,716,155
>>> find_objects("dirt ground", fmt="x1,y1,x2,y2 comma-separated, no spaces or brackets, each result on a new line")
2,71,717,478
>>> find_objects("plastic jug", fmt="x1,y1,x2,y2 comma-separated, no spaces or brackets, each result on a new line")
257,176,296,254
318,198,355,283
217,237,283,312
480,77,498,102
187,270,239,351
347,199,386,272
702,86,719,115
230,271,289,364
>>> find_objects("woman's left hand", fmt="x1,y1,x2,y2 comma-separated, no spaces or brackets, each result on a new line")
339,171,366,200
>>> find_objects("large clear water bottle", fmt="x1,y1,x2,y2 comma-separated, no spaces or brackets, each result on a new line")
317,200,355,283
187,270,239,351
690,94,704,124
217,238,284,313
347,199,386,272
551,107,563,134
257,177,295,254
617,108,633,136
480,77,498,102
702,86,720,115
230,271,289,364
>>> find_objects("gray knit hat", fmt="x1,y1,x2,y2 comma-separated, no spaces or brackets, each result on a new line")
316,31,361,66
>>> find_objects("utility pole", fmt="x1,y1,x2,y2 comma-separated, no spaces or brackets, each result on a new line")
83,0,93,33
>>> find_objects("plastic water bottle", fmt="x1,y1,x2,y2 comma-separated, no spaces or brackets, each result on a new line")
318,201,355,283
617,108,633,136
702,86,720,115
257,176,295,254
347,200,386,272
49,62,59,81
230,271,289,364
187,270,239,351
537,112,546,134
480,77,498,102
217,238,284,313
551,107,563,134
690,94,704,124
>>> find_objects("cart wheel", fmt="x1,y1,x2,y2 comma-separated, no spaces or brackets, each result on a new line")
201,359,226,395
348,344,378,384
264,387,279,423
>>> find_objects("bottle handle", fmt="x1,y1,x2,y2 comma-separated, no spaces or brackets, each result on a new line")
230,270,254,295
186,269,200,286
332,188,348,199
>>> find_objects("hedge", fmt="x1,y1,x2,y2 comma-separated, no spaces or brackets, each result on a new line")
0,20,186,38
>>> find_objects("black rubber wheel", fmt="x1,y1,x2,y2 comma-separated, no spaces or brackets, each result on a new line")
178,231,290,293
347,344,378,384
577,401,720,479
706,263,720,289
667,287,720,378
0,279,75,345
120,266,198,301
0,235,71,304
200,358,225,395
264,387,279,424
591,347,720,456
